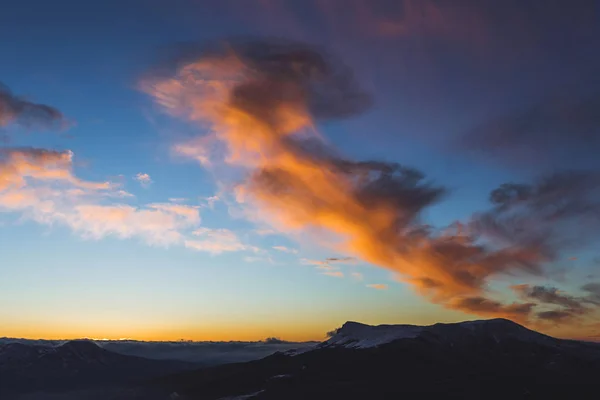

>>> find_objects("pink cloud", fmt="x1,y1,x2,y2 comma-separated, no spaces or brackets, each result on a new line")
0,148,202,246
367,283,388,290
134,172,153,187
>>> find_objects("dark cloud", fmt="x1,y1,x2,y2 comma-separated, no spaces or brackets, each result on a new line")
0,82,67,132
512,284,600,325
448,296,535,321
536,310,574,323
513,285,585,313
262,337,289,344
228,38,373,121
462,92,600,168
472,171,600,261
325,257,356,263
582,282,600,304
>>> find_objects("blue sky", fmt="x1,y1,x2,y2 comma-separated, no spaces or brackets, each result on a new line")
1,0,599,341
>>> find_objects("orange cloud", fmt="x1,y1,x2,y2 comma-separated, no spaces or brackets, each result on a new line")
142,39,600,330
141,39,530,313
0,148,110,191
322,271,344,278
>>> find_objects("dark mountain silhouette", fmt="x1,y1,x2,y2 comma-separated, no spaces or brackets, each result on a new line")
150,319,600,400
0,339,194,396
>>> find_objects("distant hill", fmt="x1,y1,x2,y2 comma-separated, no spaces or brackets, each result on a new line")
0,337,312,365
0,339,194,396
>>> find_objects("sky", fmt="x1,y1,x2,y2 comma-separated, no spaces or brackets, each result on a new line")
1,0,600,342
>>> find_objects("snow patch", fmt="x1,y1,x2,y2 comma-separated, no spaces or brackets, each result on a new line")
219,389,265,399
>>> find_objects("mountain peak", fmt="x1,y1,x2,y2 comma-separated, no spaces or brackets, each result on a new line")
60,340,100,350
58,340,106,360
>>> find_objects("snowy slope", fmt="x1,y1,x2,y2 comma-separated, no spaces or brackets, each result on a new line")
320,321,423,349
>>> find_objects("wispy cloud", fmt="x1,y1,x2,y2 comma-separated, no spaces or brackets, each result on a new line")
254,228,277,236
351,272,363,281
185,227,258,255
272,245,298,254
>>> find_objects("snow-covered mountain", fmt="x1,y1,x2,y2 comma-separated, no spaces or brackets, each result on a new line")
318,318,558,350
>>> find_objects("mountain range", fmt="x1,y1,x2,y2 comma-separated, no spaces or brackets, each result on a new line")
2,319,600,399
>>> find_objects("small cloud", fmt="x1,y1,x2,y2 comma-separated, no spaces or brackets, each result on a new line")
169,197,188,203
113,190,134,198
272,245,298,254
367,283,388,290
315,264,338,271
322,271,344,278
326,327,341,338
134,173,153,187
325,257,357,264
202,195,220,209
351,272,363,281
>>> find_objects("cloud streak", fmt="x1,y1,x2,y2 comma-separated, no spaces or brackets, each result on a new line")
0,82,68,132
185,227,256,254
272,245,298,254
366,283,388,290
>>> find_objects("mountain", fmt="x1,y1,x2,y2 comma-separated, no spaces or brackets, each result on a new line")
0,339,194,396
151,319,600,400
